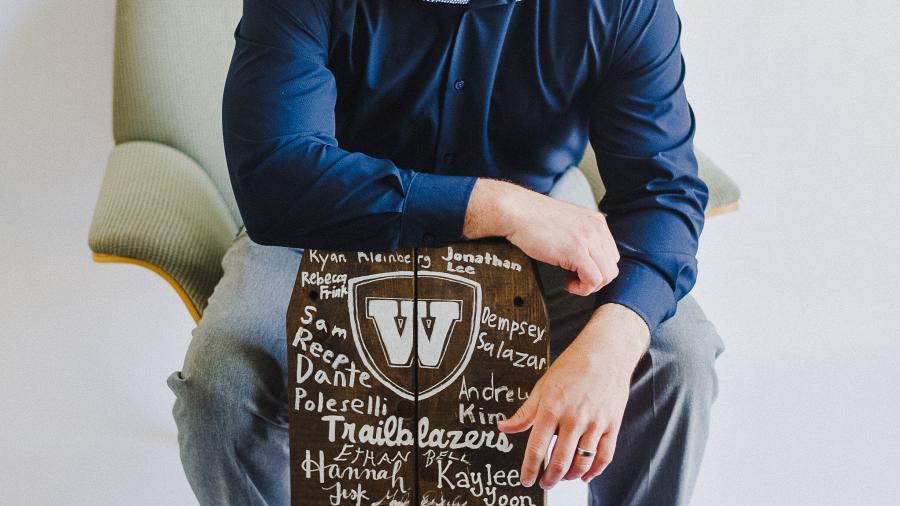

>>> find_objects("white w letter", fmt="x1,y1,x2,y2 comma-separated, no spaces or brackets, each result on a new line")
367,299,415,366
417,300,461,367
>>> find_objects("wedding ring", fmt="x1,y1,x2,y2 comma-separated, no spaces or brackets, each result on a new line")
575,447,597,458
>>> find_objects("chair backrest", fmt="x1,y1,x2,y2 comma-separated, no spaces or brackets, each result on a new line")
113,0,243,226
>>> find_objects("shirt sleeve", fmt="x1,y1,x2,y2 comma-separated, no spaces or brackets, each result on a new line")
222,0,478,251
587,0,709,334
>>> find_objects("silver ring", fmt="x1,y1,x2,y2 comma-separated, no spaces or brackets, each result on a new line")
575,447,597,458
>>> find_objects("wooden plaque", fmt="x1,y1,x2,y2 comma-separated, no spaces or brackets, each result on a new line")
286,238,549,505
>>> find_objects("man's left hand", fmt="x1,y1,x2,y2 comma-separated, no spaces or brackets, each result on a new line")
497,303,651,489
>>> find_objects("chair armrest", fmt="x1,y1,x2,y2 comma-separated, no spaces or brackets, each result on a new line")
88,141,239,321
577,144,741,217
693,149,741,216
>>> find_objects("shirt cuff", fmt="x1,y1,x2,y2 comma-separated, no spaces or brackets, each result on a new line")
593,260,676,335
399,171,478,248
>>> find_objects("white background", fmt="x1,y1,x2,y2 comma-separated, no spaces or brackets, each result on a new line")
1,1,898,504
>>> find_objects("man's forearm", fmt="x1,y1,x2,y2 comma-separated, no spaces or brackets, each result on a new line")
462,178,523,240
586,302,651,360
462,174,622,297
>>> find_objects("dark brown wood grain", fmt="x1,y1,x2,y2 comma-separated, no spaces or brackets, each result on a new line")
287,239,548,505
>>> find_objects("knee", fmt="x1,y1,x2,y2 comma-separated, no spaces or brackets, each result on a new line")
167,320,288,429
650,295,725,404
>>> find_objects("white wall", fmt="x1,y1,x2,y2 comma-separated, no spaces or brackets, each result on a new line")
679,1,900,504
1,0,897,504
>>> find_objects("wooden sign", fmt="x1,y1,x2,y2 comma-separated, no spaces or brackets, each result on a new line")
286,238,549,505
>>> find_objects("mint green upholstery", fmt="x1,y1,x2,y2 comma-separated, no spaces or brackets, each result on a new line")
111,0,243,225
88,0,740,319
90,141,238,315
89,0,243,316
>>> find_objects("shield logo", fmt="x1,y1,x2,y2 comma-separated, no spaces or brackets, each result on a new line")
347,270,482,401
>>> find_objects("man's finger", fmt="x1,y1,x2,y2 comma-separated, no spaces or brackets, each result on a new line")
582,429,618,482
564,252,603,295
497,390,539,434
588,245,618,290
520,409,557,488
563,428,602,481
539,419,584,489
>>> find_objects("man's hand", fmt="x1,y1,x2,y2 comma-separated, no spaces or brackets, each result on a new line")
463,178,620,296
464,177,649,487
497,303,650,488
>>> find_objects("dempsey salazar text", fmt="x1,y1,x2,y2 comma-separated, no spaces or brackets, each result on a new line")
481,305,547,343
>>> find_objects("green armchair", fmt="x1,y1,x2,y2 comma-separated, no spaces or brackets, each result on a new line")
88,0,740,324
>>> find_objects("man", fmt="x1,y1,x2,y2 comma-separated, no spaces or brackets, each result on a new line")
166,0,725,504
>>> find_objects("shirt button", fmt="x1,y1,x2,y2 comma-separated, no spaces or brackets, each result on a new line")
453,79,465,90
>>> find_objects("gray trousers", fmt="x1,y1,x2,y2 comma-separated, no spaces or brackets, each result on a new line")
166,166,725,505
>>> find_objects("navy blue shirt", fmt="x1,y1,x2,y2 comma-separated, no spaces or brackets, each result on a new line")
222,0,708,333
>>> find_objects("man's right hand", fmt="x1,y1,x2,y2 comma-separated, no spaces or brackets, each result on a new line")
462,177,620,297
